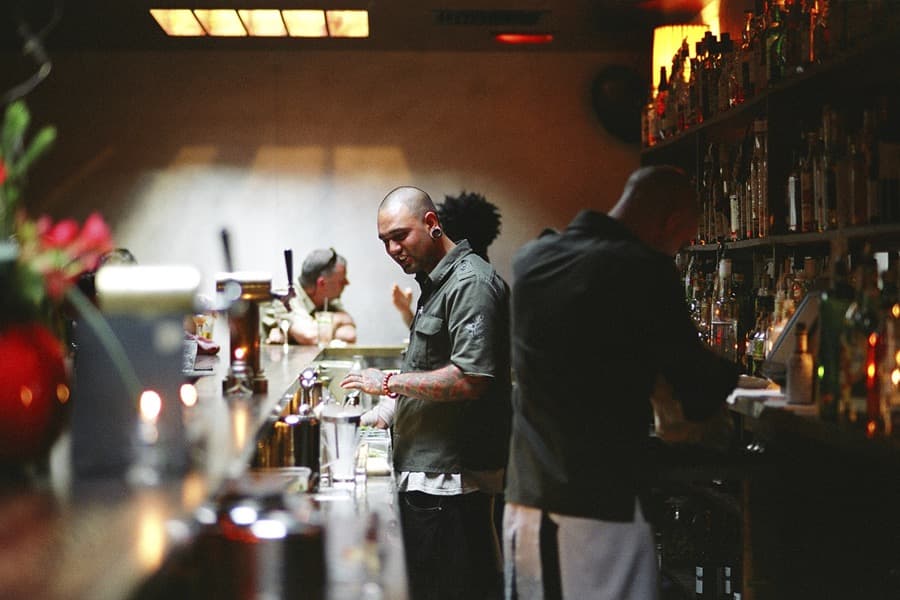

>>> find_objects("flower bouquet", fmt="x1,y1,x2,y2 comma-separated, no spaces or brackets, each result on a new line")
0,100,114,468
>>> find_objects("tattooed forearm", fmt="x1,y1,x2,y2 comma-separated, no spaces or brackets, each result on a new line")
392,364,489,403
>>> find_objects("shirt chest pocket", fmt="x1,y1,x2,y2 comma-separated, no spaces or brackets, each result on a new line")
409,314,449,371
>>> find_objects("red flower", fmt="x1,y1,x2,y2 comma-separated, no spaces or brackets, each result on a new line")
0,157,6,185
70,212,113,270
38,216,80,248
18,213,115,302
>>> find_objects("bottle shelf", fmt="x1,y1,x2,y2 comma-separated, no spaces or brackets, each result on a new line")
642,28,900,159
683,223,900,254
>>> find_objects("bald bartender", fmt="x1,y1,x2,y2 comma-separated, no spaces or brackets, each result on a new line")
341,186,510,600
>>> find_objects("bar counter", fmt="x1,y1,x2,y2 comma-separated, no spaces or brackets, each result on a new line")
664,391,900,599
0,343,408,600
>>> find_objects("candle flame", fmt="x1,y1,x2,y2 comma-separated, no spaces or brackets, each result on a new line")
180,383,198,407
140,390,162,422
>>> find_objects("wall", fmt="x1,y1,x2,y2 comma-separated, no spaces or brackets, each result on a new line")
9,49,641,344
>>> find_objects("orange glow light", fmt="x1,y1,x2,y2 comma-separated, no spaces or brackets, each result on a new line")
867,362,876,379
494,33,554,45
57,383,70,404
20,386,33,407
869,333,879,347
235,346,247,361
867,420,877,437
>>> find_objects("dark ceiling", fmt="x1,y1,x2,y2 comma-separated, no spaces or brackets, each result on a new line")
1,0,707,54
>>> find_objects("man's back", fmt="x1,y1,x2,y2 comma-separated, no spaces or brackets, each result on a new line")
506,210,738,521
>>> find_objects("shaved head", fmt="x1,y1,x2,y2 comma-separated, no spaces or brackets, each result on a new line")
378,185,453,274
609,165,698,255
380,186,437,219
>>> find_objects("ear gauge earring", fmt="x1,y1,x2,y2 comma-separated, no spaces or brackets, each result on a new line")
431,227,443,240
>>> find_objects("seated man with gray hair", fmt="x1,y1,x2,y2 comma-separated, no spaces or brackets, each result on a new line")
263,247,357,345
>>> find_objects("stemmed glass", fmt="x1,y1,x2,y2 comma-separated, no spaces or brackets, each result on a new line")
192,313,208,339
279,318,291,353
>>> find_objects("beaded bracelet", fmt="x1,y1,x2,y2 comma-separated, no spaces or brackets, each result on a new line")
381,372,398,398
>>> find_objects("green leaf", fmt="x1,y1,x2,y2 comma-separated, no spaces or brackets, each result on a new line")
1,101,30,162
16,125,56,176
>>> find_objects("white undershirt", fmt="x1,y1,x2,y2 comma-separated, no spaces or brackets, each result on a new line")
362,397,504,495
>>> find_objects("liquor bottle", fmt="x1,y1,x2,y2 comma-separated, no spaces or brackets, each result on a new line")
821,106,839,230
811,129,826,231
817,259,854,422
811,0,831,64
848,133,868,226
786,148,801,232
688,57,701,128
749,313,769,377
717,33,735,114
740,10,757,100
862,108,880,223
750,119,769,237
800,131,816,231
844,253,882,429
674,40,691,132
656,66,671,141
786,322,814,405
751,1,769,94
834,129,852,228
765,0,786,84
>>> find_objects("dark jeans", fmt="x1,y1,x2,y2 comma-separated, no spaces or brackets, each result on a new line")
399,490,501,600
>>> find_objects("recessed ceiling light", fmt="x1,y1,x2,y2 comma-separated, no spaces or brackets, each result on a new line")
325,10,369,38
282,10,328,37
237,10,287,37
150,8,369,38
194,9,247,36
150,9,205,36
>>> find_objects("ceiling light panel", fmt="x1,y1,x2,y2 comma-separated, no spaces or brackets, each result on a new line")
282,10,328,37
238,10,288,36
150,8,369,39
150,9,206,36
194,9,247,36
325,10,369,38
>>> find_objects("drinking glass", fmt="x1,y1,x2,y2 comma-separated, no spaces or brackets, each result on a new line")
192,313,208,338
316,311,334,348
279,318,291,352
710,318,738,362
320,404,362,483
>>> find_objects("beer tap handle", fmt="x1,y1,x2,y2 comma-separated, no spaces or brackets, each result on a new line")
221,228,235,273
277,248,297,310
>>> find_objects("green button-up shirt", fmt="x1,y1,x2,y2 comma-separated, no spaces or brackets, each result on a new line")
393,240,511,474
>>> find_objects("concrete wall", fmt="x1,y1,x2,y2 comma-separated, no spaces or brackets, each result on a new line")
11,49,642,344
